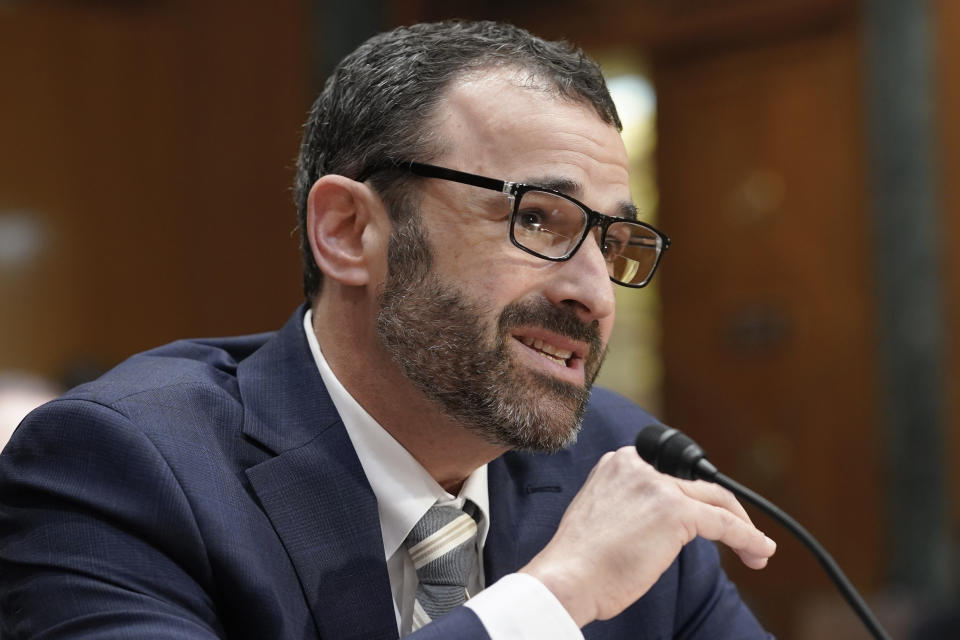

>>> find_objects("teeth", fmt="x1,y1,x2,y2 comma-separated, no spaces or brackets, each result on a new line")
518,335,573,364
548,345,573,359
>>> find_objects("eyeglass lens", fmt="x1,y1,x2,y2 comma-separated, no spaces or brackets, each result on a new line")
512,190,661,286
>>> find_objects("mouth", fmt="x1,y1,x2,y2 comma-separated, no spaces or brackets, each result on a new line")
517,335,574,367
511,330,588,381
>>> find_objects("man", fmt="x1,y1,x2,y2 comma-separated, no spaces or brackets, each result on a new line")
0,21,775,639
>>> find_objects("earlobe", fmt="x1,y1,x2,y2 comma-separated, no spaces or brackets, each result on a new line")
306,175,377,287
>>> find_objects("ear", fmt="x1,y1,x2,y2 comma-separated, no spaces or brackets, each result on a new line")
306,175,382,287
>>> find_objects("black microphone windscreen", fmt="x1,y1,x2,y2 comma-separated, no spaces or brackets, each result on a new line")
635,423,712,480
635,423,670,466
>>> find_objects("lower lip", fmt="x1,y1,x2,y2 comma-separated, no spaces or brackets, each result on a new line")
512,337,585,385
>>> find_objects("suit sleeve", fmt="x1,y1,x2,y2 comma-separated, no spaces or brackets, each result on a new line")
674,538,773,640
407,607,489,639
0,399,225,639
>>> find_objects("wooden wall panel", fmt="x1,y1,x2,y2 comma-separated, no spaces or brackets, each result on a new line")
934,0,960,559
403,0,857,53
655,16,884,638
0,1,310,382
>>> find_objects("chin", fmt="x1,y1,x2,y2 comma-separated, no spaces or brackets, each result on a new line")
462,385,589,453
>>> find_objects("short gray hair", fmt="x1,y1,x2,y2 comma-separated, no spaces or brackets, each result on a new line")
293,20,621,299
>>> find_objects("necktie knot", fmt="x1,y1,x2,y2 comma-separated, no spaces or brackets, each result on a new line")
404,501,480,625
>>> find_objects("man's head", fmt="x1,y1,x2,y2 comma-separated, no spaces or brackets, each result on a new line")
294,20,621,300
299,22,650,454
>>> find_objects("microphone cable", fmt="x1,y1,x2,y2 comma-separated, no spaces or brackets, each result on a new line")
636,423,892,640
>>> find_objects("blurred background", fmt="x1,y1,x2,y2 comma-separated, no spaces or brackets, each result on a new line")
1,0,957,638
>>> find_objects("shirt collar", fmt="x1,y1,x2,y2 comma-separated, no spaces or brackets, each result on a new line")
302,309,490,560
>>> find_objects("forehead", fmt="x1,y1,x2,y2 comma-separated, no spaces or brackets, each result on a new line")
431,69,630,202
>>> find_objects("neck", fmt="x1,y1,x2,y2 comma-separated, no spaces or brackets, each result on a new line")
311,296,507,490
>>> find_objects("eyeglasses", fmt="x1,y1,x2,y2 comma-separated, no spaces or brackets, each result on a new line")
359,161,671,288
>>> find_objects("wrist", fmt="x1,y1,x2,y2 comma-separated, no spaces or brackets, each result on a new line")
519,557,596,628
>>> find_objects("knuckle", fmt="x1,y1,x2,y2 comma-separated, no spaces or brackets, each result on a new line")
717,509,754,546
646,478,683,514
700,480,730,502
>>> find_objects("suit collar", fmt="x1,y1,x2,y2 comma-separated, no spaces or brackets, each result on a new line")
238,305,338,454
239,305,398,639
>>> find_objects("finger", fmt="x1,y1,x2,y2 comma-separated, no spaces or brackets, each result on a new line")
611,444,660,473
584,449,619,481
590,446,649,479
676,479,753,526
692,502,777,568
734,535,776,569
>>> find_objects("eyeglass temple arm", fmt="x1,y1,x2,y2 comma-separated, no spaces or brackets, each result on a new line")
407,162,514,195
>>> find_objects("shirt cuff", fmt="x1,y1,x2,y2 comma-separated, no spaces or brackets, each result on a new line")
464,572,583,640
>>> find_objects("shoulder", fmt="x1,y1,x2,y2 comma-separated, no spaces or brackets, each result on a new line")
3,328,281,473
63,331,276,409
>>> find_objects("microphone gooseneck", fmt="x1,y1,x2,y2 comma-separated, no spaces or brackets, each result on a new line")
635,423,892,640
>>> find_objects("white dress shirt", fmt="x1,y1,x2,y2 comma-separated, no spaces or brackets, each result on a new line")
303,310,581,639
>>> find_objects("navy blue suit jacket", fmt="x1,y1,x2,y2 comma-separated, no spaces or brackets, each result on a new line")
0,307,770,639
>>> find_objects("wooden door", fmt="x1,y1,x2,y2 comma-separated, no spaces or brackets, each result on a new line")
655,11,884,638
0,2,310,380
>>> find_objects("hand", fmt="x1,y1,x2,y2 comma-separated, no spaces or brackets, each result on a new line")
519,446,776,627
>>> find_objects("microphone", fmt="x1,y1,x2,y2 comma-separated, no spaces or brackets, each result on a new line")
635,423,891,640
633,424,718,481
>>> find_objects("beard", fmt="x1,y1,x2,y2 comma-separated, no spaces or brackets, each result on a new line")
374,214,607,452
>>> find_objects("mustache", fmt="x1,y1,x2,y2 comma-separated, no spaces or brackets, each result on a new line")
497,298,602,351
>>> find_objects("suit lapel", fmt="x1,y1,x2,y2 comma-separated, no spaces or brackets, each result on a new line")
483,455,522,583
485,455,562,583
485,449,582,584
239,308,398,640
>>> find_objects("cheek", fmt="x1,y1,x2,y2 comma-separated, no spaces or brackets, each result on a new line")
466,269,528,313
430,232,530,294
427,215,586,309
450,232,508,269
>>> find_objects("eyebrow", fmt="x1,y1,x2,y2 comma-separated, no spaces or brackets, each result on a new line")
525,175,639,221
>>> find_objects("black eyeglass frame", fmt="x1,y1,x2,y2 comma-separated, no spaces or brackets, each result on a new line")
358,161,671,288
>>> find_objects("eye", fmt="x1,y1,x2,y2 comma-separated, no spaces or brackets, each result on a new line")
602,232,628,260
517,210,546,232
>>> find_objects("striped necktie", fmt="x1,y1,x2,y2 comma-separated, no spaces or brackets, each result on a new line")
405,501,480,629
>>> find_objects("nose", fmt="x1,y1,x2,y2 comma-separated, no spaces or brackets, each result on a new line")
542,231,616,324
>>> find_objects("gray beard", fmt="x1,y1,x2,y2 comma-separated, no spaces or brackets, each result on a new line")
374,217,605,452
